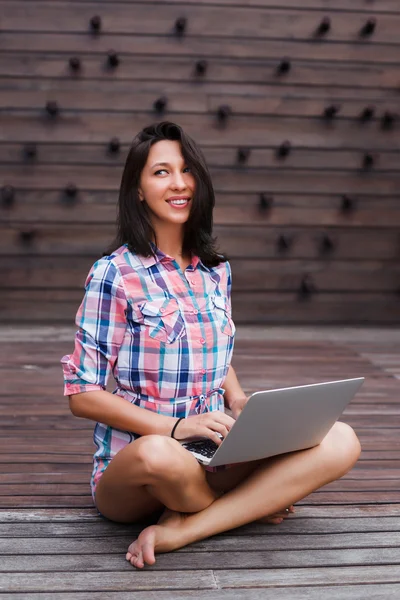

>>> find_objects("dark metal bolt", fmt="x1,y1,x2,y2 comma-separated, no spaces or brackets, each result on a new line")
277,234,292,252
360,18,376,37
316,17,331,35
259,193,273,211
381,111,396,130
90,15,102,33
175,17,187,35
24,143,37,159
1,185,15,207
107,51,120,68
277,58,291,75
323,104,340,119
20,230,35,245
154,96,167,113
217,104,232,122
363,152,374,169
237,148,251,163
108,137,120,154
320,234,335,254
195,60,208,75
341,195,356,213
276,141,291,158
360,105,375,122
46,101,59,117
64,183,78,199
299,274,315,298
69,57,81,72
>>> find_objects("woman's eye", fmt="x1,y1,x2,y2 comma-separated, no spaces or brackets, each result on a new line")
154,168,191,175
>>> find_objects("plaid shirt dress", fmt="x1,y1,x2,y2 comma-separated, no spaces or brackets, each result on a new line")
60,242,236,499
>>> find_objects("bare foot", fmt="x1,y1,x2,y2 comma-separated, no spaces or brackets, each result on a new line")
256,504,295,525
126,508,187,569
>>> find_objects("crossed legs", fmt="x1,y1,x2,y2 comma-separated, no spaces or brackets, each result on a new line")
94,421,361,568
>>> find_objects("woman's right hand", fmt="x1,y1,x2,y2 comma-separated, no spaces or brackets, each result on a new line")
172,411,235,446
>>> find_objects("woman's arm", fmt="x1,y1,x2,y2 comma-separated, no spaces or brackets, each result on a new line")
223,365,247,410
69,390,176,436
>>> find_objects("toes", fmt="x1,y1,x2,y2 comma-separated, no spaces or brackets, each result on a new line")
270,517,284,524
130,550,144,569
126,542,144,569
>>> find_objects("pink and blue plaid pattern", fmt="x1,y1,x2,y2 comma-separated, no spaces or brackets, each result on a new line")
60,243,236,498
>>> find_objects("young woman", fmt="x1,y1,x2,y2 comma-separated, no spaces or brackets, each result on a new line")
61,121,361,569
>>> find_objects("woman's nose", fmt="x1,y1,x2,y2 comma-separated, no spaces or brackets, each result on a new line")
171,171,187,188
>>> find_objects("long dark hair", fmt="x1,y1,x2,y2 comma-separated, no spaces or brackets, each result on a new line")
104,121,228,268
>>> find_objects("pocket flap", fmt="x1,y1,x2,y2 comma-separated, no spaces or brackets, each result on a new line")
139,297,179,318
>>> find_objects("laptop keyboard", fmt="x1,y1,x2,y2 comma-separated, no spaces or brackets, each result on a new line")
181,438,219,459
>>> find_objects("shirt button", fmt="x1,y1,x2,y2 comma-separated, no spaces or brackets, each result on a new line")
160,308,165,313
200,338,205,344
193,309,198,314
201,369,206,374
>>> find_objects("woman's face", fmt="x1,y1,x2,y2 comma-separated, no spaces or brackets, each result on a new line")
138,139,196,229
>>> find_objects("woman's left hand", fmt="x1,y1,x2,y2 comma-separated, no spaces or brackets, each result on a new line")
229,396,249,420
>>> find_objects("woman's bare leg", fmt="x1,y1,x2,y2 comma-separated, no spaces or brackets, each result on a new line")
95,434,221,522
126,421,361,568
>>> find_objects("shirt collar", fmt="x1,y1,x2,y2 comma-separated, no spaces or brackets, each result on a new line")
137,241,210,272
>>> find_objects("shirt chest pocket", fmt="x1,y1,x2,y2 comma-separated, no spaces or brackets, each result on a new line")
137,297,186,344
211,294,236,337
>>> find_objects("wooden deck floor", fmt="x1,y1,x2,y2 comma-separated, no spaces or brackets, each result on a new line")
1,325,400,598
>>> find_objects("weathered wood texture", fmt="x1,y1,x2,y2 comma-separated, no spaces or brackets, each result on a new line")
0,0,399,324
0,325,399,596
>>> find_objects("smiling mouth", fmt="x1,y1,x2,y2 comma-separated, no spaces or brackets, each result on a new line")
167,198,191,206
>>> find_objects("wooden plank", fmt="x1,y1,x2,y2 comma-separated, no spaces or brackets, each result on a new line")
2,75,398,104
2,192,399,230
2,76,398,104
1,289,400,324
2,142,400,172
0,497,94,508
0,516,400,539
4,584,400,600
2,531,400,555
4,585,400,600
6,0,400,13
1,503,399,522
2,480,400,496
0,571,217,593
1,54,398,89
1,30,400,62
1,492,400,509
2,164,400,193
1,3,400,44
215,565,400,587
0,454,92,464
1,547,400,572
1,113,399,149
2,256,400,293
0,463,91,474
2,565,400,593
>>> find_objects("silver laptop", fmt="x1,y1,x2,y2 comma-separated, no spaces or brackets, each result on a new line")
181,377,364,466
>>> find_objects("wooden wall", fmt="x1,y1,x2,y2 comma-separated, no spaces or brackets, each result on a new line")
1,0,399,324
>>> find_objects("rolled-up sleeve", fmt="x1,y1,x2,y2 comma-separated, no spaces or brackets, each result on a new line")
60,258,128,396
